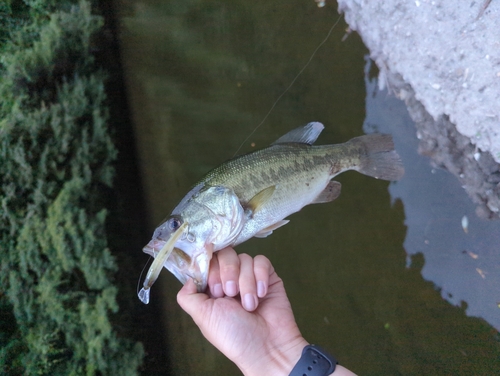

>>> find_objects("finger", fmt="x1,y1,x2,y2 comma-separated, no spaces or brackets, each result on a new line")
253,255,273,298
238,253,258,312
177,278,209,319
207,252,224,298
217,247,240,297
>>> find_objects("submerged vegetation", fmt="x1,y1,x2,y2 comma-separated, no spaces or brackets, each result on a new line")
0,1,143,374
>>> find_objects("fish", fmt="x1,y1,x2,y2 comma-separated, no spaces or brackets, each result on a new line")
138,122,404,303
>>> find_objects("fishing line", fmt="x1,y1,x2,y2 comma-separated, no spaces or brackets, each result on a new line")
232,13,343,158
137,248,159,295
137,258,152,295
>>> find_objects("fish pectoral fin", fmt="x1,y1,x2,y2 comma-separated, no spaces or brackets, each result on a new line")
254,219,290,238
272,122,324,145
311,181,342,204
246,185,276,215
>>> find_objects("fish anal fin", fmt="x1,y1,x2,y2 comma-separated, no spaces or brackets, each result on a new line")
254,220,290,238
272,122,324,145
311,181,342,204
246,186,276,215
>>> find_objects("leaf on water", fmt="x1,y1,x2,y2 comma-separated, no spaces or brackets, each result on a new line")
466,251,478,259
461,215,468,234
476,268,486,279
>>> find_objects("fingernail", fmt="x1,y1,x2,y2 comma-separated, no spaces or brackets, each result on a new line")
257,281,266,298
225,280,237,296
213,283,223,297
243,293,257,311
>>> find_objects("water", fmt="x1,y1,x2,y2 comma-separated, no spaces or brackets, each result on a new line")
115,0,500,374
363,60,500,333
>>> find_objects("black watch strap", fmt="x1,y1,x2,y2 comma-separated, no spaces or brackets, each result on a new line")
289,344,337,376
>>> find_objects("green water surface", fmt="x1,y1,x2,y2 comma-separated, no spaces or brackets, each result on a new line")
114,0,500,374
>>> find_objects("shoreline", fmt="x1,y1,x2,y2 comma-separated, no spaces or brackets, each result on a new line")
338,0,500,218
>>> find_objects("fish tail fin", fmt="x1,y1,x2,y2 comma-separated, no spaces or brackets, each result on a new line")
351,134,404,181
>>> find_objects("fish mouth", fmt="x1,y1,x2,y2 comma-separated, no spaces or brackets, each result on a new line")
142,242,210,294
169,248,210,293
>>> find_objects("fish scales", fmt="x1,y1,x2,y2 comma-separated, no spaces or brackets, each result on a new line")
201,139,374,245
203,145,349,221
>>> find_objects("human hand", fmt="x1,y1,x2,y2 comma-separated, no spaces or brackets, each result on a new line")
177,247,308,376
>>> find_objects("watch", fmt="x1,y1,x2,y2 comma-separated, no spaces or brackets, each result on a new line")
289,344,337,376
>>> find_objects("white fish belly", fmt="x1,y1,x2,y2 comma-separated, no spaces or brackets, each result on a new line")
233,170,332,245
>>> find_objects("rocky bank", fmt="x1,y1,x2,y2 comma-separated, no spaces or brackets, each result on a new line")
337,0,500,218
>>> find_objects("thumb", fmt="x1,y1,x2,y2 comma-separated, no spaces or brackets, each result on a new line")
177,278,209,317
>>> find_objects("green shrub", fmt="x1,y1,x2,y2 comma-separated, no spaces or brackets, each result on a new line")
0,1,144,374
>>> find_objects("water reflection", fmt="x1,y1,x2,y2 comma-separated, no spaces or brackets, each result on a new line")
115,0,500,374
363,59,500,331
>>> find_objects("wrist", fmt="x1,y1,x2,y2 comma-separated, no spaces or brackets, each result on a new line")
289,344,337,376
237,336,310,376
235,338,357,376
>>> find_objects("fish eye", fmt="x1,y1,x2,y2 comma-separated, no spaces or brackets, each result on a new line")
167,216,183,231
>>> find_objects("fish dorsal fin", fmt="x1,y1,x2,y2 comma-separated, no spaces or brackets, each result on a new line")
246,185,276,214
272,122,324,145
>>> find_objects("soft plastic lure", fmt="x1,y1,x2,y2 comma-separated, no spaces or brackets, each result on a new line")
138,221,188,304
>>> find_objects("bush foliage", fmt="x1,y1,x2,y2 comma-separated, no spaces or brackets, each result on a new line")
0,1,144,374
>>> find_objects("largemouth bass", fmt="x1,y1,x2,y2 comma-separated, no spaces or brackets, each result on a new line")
138,122,404,303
